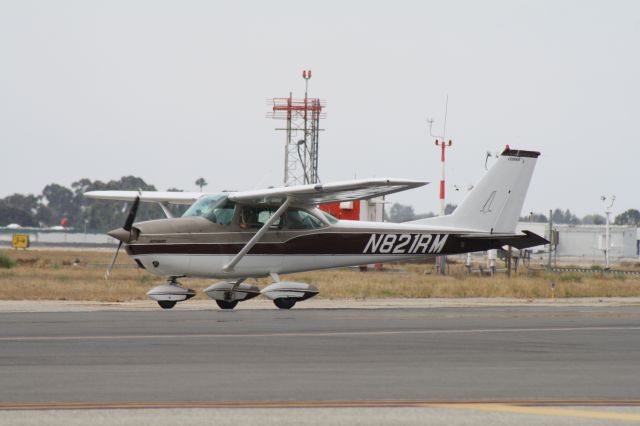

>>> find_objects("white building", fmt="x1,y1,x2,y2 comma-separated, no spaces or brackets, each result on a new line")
516,222,638,261
0,227,115,247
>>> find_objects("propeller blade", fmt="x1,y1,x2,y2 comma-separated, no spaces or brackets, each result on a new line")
106,195,141,280
105,241,123,280
123,196,141,232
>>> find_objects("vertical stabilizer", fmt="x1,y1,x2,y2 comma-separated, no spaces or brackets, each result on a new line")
410,148,540,233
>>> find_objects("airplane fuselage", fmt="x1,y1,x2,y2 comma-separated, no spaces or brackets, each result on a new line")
125,216,531,279
87,147,545,309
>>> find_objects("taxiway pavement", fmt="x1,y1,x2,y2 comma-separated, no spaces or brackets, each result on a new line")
1,302,640,424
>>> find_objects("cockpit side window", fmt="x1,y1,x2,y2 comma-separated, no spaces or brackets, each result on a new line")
240,206,282,229
237,206,327,230
285,208,325,230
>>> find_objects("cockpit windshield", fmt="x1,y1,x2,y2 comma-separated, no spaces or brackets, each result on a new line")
182,194,236,225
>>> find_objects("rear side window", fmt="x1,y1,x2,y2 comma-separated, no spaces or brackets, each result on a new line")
240,206,282,229
285,208,325,229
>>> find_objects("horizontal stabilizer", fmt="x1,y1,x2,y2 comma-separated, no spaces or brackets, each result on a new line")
458,230,548,252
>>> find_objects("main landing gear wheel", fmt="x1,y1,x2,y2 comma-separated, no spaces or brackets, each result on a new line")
274,298,296,310
216,300,239,310
158,300,177,309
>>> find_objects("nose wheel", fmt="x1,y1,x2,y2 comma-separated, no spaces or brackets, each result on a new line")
216,300,239,310
273,298,297,310
158,300,177,309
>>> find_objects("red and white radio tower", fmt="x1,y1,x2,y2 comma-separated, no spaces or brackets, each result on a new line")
428,96,452,274
269,70,326,186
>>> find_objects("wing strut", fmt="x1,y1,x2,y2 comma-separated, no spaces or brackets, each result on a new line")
222,198,291,273
157,202,174,219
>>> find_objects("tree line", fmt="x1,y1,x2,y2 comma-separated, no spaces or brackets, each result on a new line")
0,176,188,232
386,203,640,226
2,179,640,231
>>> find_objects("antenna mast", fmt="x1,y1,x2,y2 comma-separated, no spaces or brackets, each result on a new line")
270,70,325,186
601,195,616,270
428,95,452,216
428,95,453,275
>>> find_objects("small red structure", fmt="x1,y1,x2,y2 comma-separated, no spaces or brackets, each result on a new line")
319,200,361,221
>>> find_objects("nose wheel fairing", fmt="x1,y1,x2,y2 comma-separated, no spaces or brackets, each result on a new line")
260,281,319,302
146,280,196,309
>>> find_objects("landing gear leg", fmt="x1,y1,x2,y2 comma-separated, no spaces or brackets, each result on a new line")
215,279,246,310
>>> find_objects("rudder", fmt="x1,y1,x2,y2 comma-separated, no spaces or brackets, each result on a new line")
410,147,540,233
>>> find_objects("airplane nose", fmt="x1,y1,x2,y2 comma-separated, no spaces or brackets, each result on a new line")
107,227,139,243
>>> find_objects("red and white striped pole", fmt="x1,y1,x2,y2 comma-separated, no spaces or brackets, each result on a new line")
435,139,452,216
435,139,452,274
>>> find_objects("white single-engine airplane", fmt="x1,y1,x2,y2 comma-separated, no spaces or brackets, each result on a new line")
85,147,547,310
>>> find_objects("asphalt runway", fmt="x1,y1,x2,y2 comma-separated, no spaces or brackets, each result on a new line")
1,303,640,424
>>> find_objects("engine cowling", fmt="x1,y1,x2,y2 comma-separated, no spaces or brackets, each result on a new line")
204,281,261,302
260,282,319,301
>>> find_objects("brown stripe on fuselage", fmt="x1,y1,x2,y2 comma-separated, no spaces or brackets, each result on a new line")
125,230,548,256
126,233,452,256
124,232,544,256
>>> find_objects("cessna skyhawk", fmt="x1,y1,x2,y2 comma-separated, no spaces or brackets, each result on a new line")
85,147,546,310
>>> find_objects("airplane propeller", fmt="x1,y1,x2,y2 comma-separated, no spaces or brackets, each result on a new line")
105,195,141,280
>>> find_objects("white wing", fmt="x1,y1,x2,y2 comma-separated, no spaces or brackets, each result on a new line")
84,191,204,205
228,178,427,205
84,179,427,206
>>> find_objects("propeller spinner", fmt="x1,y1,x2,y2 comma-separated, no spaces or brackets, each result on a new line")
105,196,141,279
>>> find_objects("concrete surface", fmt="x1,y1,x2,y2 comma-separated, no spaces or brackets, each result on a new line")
1,296,639,312
1,302,639,424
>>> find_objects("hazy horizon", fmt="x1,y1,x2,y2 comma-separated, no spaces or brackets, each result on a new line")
1,1,639,217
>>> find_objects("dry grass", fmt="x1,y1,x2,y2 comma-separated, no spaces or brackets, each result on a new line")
1,249,640,302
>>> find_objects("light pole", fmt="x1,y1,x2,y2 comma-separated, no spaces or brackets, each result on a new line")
601,195,615,270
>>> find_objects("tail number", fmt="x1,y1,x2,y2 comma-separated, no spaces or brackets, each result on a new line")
363,234,448,254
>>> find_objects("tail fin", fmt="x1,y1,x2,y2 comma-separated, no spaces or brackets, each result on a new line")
410,148,540,233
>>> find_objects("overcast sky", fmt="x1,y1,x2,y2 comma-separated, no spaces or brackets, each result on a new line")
1,1,639,217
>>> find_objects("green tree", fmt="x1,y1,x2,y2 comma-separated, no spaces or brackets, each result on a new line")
0,202,36,227
388,203,415,223
3,194,40,215
0,176,191,232
582,214,606,225
551,208,579,225
195,177,208,191
42,184,79,226
71,176,159,232
520,212,548,222
0,193,41,227
614,209,640,226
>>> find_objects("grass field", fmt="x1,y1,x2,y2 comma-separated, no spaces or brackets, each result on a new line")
1,249,640,302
